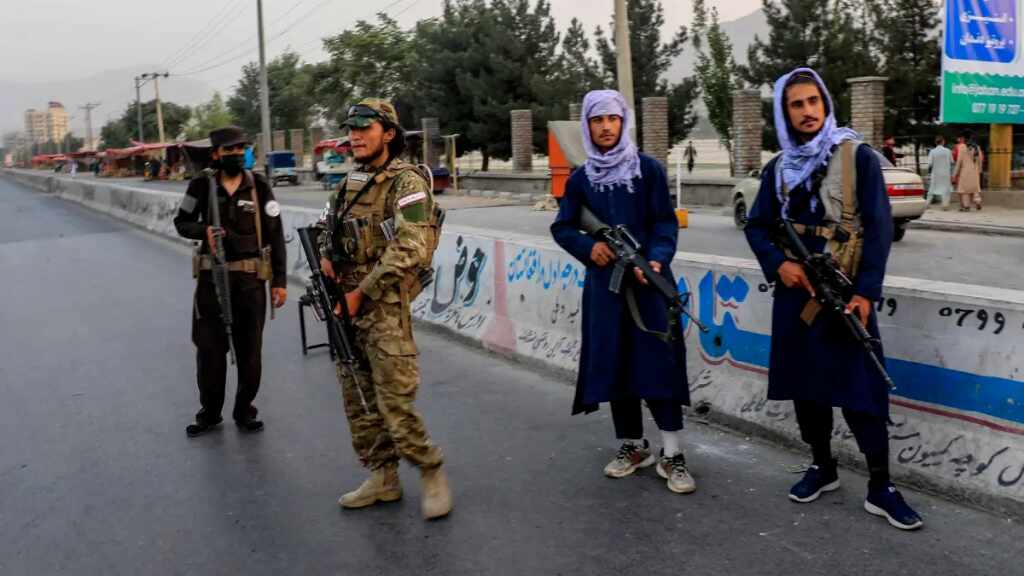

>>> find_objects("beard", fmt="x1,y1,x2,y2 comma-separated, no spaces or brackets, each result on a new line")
355,141,387,165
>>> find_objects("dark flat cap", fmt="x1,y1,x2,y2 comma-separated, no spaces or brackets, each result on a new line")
209,126,250,149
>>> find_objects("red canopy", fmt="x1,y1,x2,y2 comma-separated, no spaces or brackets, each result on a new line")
314,137,350,155
31,154,65,165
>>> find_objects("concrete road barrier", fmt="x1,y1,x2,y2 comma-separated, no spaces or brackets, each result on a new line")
6,168,1023,515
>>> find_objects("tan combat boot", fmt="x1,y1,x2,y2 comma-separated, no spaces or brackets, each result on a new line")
420,465,453,520
338,464,402,509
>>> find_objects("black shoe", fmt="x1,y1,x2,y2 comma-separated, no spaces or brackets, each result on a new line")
865,484,923,530
789,462,840,503
186,419,222,437
235,418,264,433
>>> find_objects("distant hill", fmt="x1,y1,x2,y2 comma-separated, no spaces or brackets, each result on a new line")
669,8,768,81
0,67,215,137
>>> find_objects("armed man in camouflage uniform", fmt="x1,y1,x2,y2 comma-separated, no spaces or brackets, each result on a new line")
317,99,451,520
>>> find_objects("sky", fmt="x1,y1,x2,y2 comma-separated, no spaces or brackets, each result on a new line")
0,0,762,134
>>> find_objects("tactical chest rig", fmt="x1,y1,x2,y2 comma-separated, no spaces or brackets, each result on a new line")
327,162,444,299
777,141,865,325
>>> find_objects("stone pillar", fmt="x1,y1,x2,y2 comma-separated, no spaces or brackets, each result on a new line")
989,124,1012,189
421,117,441,168
290,129,305,165
732,89,763,177
254,133,262,163
847,76,888,149
641,96,669,168
309,126,324,164
568,103,582,122
510,109,533,172
272,130,286,151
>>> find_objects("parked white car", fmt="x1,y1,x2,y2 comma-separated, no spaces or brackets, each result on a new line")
730,150,927,241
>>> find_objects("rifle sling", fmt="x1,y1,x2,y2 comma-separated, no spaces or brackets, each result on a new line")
624,281,675,344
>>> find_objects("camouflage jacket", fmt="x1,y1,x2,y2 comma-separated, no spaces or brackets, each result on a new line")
316,158,435,302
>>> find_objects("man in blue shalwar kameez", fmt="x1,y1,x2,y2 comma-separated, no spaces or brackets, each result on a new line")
551,89,695,495
744,68,922,530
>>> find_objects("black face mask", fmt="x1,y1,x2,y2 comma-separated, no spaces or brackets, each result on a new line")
219,154,245,176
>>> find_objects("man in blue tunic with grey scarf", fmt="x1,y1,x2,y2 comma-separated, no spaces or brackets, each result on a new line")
744,68,922,530
551,89,696,495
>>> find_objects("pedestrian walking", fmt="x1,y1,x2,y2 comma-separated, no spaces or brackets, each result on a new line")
953,131,984,211
927,135,954,210
684,140,697,174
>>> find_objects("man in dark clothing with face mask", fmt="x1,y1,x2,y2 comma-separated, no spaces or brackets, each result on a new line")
174,126,288,437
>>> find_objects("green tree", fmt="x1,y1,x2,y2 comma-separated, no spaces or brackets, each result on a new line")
593,0,699,143
872,0,941,167
412,1,487,160
692,0,738,167
551,18,603,104
415,0,560,169
100,119,133,149
185,92,235,141
316,13,416,125
743,0,877,149
228,51,315,137
99,99,191,148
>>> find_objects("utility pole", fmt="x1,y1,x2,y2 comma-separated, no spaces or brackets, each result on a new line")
134,76,145,143
153,74,167,143
80,102,100,150
614,0,636,121
257,0,273,178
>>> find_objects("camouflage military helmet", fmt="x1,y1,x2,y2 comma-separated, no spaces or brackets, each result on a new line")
343,98,401,129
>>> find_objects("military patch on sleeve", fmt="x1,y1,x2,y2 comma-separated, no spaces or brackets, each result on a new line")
264,200,281,218
397,191,428,222
179,194,197,213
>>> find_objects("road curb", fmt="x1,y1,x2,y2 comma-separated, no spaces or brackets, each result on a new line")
909,220,1024,238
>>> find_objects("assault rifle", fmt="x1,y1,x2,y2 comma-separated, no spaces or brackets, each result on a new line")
778,218,895,389
579,206,708,335
296,226,369,412
204,169,235,365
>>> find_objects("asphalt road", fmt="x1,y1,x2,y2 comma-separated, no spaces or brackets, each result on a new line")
1,178,1020,575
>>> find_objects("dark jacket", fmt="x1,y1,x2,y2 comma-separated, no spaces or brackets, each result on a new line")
173,170,287,288
743,145,893,417
551,154,689,414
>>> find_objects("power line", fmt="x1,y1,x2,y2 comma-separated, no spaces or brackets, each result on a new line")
172,0,327,76
171,0,414,78
164,0,252,70
162,0,249,70
279,0,416,56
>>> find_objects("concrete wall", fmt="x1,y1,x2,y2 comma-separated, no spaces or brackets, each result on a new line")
458,172,551,196
6,168,1024,516
412,225,1024,516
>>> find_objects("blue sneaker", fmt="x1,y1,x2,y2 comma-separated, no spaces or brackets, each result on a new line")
788,463,840,503
864,485,923,530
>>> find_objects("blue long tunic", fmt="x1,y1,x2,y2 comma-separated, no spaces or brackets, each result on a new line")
551,154,689,414
744,145,893,418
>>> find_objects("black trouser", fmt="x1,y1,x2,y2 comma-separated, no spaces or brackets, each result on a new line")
192,273,267,423
793,400,888,463
611,398,683,439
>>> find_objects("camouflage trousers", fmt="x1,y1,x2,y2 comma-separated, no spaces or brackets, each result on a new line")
335,294,443,471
